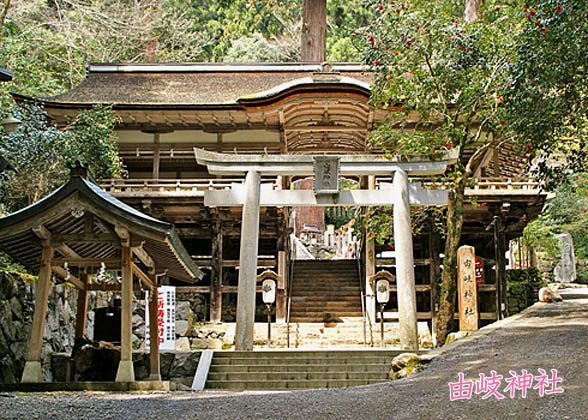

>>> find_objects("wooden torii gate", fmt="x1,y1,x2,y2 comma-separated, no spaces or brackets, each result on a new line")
194,149,457,351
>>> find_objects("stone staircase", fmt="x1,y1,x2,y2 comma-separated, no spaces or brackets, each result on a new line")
289,260,363,323
205,350,405,390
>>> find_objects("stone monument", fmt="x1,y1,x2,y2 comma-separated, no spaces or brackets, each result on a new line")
554,232,576,283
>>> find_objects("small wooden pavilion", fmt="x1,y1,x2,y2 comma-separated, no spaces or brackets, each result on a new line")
0,163,202,384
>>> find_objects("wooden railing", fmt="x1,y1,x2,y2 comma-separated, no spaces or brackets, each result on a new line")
99,178,279,196
376,177,542,192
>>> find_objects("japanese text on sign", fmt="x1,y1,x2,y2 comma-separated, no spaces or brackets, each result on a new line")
145,286,176,350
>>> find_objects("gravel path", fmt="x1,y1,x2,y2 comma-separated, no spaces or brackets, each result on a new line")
2,288,587,420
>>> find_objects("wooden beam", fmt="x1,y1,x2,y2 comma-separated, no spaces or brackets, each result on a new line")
131,262,154,290
52,258,122,267
132,243,155,272
87,283,143,291
52,266,85,290
84,213,94,235
115,226,130,247
52,233,120,244
56,243,81,259
32,224,51,241
175,286,211,293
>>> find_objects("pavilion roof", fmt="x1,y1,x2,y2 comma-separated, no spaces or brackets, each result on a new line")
12,62,373,108
0,167,202,282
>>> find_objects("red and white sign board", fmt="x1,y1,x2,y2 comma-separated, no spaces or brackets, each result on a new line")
475,256,484,285
145,286,176,350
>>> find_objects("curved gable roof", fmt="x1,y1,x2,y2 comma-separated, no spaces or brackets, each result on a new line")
0,173,202,282
12,63,374,109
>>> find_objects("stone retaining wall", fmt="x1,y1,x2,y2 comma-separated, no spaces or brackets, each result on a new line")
0,271,93,383
506,268,545,314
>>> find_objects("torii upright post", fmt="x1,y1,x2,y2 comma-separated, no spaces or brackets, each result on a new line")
235,170,261,350
393,169,419,350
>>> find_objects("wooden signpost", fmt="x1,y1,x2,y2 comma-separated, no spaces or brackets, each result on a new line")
458,245,478,331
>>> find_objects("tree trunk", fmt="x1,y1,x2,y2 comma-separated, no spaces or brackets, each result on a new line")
0,0,11,45
435,181,466,346
300,0,326,62
464,0,481,23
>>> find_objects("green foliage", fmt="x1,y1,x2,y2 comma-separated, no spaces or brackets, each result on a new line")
362,206,446,247
504,0,588,188
225,33,283,62
0,104,124,212
524,171,588,282
0,253,28,275
360,0,517,163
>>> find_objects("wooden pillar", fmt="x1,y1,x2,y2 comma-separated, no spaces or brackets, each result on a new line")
210,220,223,324
153,133,160,180
499,225,509,318
21,246,54,383
428,228,442,347
116,246,135,382
393,169,419,350
276,250,287,322
148,274,161,381
235,170,261,351
74,273,89,340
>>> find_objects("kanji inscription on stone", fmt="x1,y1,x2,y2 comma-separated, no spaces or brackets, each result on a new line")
313,156,340,194
458,245,478,331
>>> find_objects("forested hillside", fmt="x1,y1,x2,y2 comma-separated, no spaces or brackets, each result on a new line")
0,0,374,98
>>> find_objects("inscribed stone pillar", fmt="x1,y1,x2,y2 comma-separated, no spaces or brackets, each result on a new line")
458,245,478,331
393,169,419,350
21,246,54,383
116,246,135,382
235,170,261,350
554,232,576,283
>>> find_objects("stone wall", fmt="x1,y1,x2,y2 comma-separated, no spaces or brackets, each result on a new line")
506,268,545,314
0,271,93,383
51,349,202,388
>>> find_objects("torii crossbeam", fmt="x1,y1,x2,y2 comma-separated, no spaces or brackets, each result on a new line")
194,148,457,351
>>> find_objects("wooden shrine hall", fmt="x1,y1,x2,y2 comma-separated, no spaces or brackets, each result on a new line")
11,62,549,348
0,163,202,384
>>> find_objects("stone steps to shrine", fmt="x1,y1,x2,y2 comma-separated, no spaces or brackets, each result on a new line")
290,260,362,323
204,350,405,390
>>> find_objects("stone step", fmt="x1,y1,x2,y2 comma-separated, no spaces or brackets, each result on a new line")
211,356,392,365
290,296,360,302
211,350,404,358
206,378,386,390
208,363,389,373
207,371,388,381
290,310,363,316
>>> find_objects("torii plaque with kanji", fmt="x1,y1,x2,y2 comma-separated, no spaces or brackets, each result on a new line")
313,156,340,194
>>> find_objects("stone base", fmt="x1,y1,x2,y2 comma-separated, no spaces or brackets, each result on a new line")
21,361,43,383
115,360,135,382
148,373,162,381
0,381,169,392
